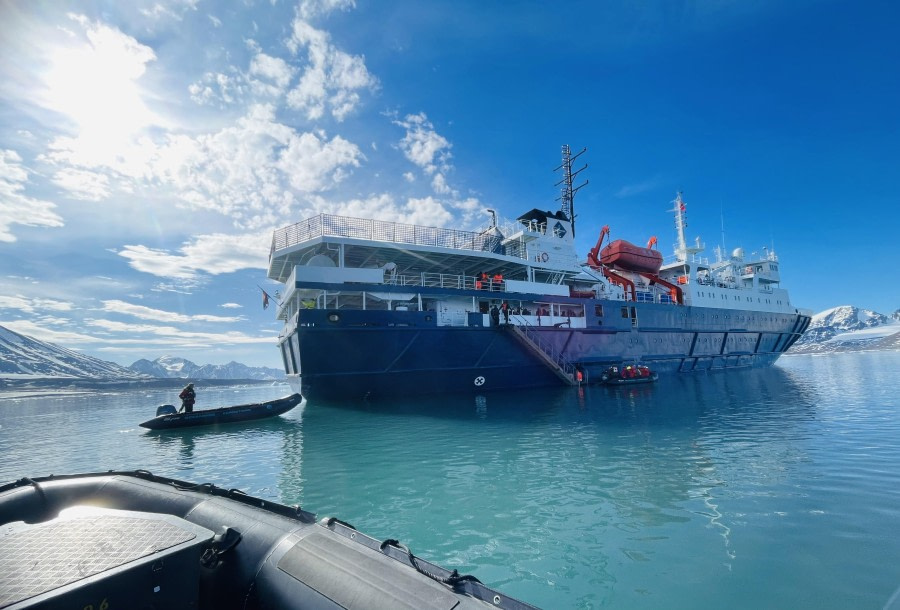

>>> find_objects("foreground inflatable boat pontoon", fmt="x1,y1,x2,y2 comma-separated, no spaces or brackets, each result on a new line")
0,471,538,610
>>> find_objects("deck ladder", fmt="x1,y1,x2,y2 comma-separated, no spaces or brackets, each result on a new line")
505,322,578,386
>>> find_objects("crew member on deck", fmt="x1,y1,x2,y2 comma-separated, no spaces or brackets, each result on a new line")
490,304,500,326
179,383,196,413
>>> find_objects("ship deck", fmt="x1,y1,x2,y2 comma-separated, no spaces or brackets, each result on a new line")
268,213,531,283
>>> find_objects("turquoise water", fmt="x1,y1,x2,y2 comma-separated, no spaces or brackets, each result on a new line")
2,352,900,609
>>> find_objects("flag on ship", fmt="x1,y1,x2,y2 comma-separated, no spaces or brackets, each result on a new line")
259,286,272,310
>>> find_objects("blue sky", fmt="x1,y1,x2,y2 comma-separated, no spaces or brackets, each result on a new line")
1,0,897,369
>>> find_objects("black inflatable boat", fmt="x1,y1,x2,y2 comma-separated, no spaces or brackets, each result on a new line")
140,393,302,430
0,470,537,609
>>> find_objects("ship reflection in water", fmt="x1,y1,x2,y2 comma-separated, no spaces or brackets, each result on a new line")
292,365,818,581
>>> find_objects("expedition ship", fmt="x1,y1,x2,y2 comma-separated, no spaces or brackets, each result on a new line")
266,146,812,401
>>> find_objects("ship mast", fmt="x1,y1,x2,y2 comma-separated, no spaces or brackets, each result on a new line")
671,192,704,263
554,145,588,237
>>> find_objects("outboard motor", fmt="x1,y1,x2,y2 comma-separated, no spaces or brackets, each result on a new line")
156,404,177,417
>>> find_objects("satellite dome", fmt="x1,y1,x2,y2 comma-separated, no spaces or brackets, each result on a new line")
307,254,336,267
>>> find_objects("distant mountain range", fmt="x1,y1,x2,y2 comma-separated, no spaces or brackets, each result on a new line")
129,355,284,381
787,305,900,354
0,325,147,380
0,324,284,382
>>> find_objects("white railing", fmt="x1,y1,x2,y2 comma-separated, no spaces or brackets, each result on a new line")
271,213,527,260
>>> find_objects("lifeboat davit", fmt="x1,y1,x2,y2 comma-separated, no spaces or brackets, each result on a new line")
600,240,663,273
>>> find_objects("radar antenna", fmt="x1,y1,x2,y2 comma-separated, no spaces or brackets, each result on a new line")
671,192,704,262
554,145,588,236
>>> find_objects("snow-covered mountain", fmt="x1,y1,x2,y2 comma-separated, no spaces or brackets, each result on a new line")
0,325,284,381
788,305,900,354
0,325,148,379
129,356,284,381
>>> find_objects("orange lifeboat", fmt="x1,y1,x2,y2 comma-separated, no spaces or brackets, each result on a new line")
599,240,663,274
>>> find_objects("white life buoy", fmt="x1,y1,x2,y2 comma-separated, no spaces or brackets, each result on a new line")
540,252,549,262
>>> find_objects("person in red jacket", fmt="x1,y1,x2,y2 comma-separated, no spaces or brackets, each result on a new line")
179,383,196,413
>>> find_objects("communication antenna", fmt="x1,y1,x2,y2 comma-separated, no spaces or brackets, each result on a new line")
720,204,726,253
554,145,588,236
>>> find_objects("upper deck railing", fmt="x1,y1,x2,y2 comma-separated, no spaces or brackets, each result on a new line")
271,213,517,258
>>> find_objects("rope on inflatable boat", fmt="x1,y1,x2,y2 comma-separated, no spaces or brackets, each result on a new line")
379,538,483,589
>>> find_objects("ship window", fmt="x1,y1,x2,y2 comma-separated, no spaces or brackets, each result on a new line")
595,305,604,316
280,343,290,374
621,307,629,318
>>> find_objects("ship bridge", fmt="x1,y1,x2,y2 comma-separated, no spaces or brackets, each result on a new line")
268,212,582,285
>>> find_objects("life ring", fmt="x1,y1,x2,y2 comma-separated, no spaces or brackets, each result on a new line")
540,252,549,262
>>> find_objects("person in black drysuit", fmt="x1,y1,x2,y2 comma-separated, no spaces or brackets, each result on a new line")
490,304,500,326
179,383,196,413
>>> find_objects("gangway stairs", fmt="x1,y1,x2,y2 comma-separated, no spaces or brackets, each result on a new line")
505,322,578,386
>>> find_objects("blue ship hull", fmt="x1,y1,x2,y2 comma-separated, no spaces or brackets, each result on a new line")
284,304,811,401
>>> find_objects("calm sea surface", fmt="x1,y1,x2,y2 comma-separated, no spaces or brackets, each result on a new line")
2,352,900,609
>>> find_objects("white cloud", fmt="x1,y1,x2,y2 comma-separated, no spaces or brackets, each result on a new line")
100,299,243,323
0,150,64,242
401,196,454,227
297,0,356,20
85,318,271,345
139,0,200,21
250,52,294,92
41,101,364,228
285,19,377,121
394,112,452,175
392,113,466,201
0,294,74,314
150,104,363,226
117,230,272,279
3,316,270,354
23,18,365,226
190,51,295,106
431,172,456,196
0,320,107,345
276,130,362,192
188,70,247,106
51,167,111,201
306,192,455,228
